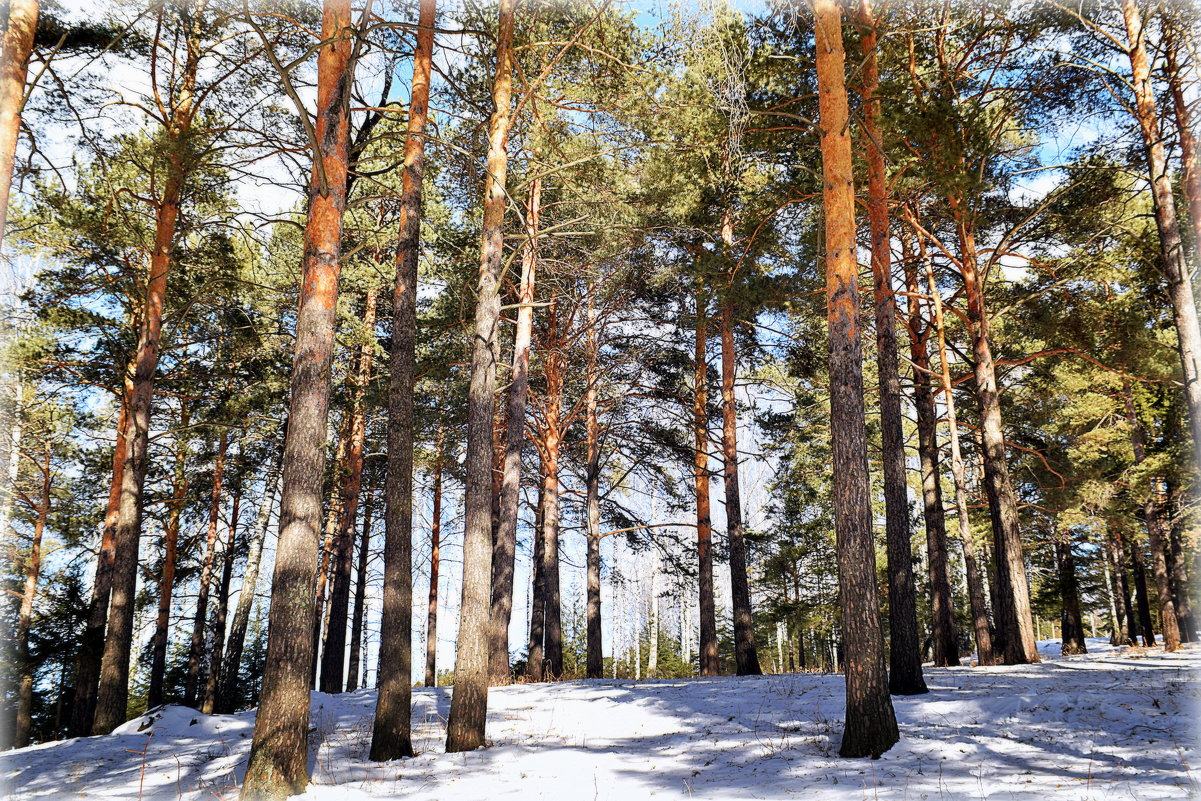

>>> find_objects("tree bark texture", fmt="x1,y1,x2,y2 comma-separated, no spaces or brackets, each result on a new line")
241,1,353,793
445,0,513,753
814,0,898,758
0,0,38,245
694,291,718,677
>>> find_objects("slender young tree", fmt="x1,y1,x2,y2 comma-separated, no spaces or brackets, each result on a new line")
813,0,898,758
858,0,925,695
241,0,354,794
446,0,514,753
490,174,540,683
93,2,204,735
370,0,434,761
694,290,718,677
718,224,760,675
584,289,603,679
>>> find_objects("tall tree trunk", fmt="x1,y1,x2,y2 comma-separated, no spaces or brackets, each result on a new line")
859,0,925,694
0,0,38,245
220,453,281,712
204,479,241,713
490,174,540,683
537,307,564,680
374,0,437,763
446,0,513,753
12,442,49,749
424,434,442,688
899,235,958,667
73,392,130,735
241,0,353,793
185,432,228,708
693,291,718,677
347,469,375,692
1056,530,1087,656
584,291,603,679
1123,379,1181,651
323,291,377,693
919,232,993,666
813,0,898,758
719,294,761,676
950,205,1038,665
93,7,202,735
148,403,189,709
1122,0,1201,457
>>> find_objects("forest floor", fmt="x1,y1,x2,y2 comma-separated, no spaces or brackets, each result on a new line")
2,638,1197,800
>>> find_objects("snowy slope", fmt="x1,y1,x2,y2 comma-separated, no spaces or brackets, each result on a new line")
3,639,1197,800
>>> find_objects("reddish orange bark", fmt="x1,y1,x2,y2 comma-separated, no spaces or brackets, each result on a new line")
242,0,354,793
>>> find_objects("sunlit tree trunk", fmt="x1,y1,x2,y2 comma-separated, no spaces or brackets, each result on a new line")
1122,0,1201,456
94,6,202,735
813,0,898,758
186,432,228,708
536,305,565,680
148,403,189,709
490,174,539,684
693,290,718,677
446,0,514,753
859,0,925,694
584,291,603,679
241,0,353,793
0,0,38,245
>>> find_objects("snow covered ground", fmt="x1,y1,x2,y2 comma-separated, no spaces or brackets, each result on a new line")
3,639,1197,800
